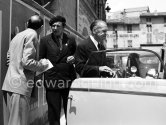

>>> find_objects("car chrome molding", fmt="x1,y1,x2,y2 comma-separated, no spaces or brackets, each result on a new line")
70,88,166,97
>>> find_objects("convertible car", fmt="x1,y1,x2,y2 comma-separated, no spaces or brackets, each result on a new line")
67,48,166,125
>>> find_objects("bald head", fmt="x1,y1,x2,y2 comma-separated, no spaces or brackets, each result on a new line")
27,15,43,30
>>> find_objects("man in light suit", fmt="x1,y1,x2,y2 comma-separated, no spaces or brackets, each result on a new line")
2,15,49,125
75,20,113,77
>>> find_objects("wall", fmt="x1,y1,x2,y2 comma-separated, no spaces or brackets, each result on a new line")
78,0,96,37
45,0,77,30
140,17,166,44
0,9,3,125
107,15,166,49
0,0,11,124
33,0,106,38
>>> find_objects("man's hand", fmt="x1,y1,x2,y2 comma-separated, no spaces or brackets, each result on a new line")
40,59,50,68
67,56,75,64
99,66,115,76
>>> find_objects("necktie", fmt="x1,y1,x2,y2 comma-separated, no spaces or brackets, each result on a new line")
98,43,106,50
98,43,101,50
97,43,101,50
59,38,62,50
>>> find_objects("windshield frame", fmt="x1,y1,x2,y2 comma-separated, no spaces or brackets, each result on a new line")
90,48,165,75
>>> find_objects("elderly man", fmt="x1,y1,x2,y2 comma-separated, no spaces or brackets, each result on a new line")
75,20,113,77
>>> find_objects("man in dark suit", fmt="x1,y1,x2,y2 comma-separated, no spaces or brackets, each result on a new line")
75,20,113,77
39,15,76,125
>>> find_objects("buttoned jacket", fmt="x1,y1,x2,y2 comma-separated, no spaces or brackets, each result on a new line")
39,33,76,89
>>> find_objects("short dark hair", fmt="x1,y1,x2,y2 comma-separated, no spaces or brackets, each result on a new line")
27,15,43,30
49,15,66,27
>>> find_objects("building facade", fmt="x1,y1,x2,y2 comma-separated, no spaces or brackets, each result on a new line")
106,7,166,49
140,12,166,45
34,0,107,37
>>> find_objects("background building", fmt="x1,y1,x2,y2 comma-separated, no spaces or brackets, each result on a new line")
106,7,166,49
140,12,166,45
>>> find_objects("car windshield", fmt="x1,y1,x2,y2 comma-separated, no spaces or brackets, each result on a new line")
88,49,164,79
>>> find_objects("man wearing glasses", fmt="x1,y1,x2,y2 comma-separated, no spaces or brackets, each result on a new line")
75,20,114,77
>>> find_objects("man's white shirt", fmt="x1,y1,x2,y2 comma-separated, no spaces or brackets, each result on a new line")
90,35,99,50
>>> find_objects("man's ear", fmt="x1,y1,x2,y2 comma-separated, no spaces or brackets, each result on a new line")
92,28,97,34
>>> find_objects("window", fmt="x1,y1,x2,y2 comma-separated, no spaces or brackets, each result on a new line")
113,45,118,48
147,25,152,32
164,17,166,27
164,17,166,23
146,18,151,23
113,24,117,33
147,33,152,44
128,40,132,47
127,25,132,33
113,39,118,48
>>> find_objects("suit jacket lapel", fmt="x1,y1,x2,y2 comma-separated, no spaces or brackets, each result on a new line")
88,37,98,51
47,33,59,49
48,33,68,49
62,33,68,44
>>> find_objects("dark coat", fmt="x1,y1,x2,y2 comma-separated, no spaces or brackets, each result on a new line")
75,37,108,77
39,33,76,89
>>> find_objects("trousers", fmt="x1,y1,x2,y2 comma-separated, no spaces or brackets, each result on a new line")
3,92,30,125
46,88,69,125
